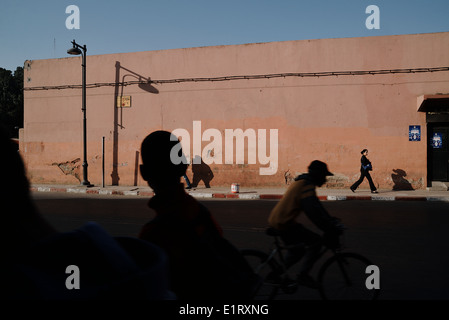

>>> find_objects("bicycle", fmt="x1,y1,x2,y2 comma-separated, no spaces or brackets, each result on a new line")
241,225,380,300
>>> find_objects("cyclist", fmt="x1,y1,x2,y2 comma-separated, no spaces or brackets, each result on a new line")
268,160,342,288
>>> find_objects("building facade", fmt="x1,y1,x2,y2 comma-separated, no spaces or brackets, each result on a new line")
22,32,449,189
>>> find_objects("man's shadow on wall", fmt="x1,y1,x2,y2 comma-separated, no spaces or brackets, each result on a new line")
191,156,214,188
392,169,414,190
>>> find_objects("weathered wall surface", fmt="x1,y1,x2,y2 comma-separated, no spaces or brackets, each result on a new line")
23,32,449,188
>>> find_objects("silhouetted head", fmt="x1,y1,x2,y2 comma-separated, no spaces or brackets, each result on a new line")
0,128,30,201
140,131,188,193
361,149,368,156
0,127,56,252
307,160,333,187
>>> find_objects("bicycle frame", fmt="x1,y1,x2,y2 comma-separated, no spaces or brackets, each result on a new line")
268,233,342,275
243,228,379,300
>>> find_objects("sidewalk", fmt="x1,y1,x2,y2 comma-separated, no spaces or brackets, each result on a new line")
30,184,449,202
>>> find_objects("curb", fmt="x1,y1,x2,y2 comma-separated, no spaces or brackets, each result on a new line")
30,186,449,202
32,186,155,197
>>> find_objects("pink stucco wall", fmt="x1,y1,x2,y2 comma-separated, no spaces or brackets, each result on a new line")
22,32,449,188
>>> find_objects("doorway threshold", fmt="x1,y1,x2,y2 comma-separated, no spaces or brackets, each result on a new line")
427,181,449,191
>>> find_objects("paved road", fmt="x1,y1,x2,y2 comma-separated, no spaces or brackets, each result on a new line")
32,192,449,300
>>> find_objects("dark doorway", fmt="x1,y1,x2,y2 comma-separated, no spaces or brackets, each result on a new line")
420,96,449,187
428,124,449,182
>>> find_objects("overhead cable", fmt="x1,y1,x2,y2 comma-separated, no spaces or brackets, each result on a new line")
24,66,449,91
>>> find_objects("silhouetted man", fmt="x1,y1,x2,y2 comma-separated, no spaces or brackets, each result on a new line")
138,130,258,299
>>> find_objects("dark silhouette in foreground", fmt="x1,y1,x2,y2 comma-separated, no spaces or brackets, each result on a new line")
0,127,172,300
138,130,261,300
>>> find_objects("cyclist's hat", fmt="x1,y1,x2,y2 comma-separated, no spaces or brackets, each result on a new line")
308,160,333,176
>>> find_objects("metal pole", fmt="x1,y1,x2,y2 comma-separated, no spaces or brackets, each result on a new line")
81,46,91,186
102,136,105,188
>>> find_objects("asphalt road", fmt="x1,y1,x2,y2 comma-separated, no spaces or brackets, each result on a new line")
32,192,449,300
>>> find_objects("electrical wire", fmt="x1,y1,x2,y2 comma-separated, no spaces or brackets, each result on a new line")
23,66,449,91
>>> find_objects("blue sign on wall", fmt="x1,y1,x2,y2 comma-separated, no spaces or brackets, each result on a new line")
409,125,421,141
432,133,443,149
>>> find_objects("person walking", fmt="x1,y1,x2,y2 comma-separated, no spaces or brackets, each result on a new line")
350,149,378,193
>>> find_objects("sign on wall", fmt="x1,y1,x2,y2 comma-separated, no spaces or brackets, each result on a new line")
409,125,421,141
432,133,443,149
117,96,131,108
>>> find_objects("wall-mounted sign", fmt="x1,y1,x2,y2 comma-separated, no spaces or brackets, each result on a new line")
117,96,131,108
432,133,443,149
409,125,421,141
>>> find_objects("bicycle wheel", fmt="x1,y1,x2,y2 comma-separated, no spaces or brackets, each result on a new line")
318,252,380,300
240,249,280,300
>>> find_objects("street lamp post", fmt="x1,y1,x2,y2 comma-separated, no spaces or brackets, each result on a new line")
67,39,91,186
